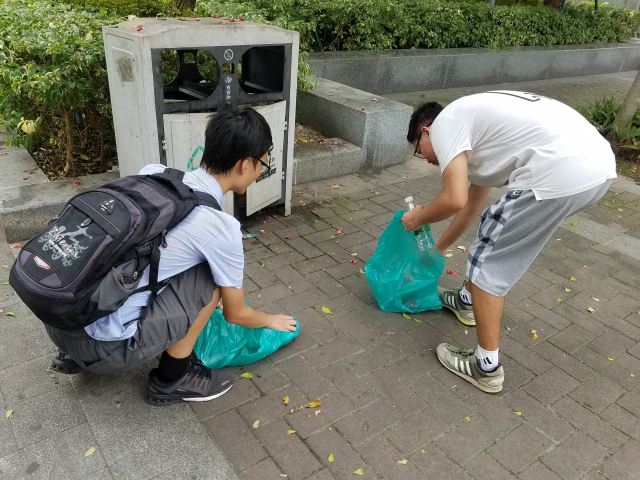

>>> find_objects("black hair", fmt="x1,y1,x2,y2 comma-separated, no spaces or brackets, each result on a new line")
407,102,444,143
201,105,272,174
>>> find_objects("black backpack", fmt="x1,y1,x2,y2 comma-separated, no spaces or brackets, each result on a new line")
9,168,221,330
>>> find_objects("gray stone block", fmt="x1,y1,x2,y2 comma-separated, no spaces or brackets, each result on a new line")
502,51,551,84
306,43,640,95
0,302,56,371
18,424,106,480
0,171,119,243
297,77,412,172
445,49,506,88
293,139,365,185
0,355,65,406
71,364,238,480
9,386,86,450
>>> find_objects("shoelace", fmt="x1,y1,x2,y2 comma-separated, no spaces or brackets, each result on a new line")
190,359,213,381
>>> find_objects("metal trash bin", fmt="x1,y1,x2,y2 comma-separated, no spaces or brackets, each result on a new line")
103,18,299,216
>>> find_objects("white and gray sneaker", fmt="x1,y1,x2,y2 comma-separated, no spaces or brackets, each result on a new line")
436,343,504,393
438,280,475,326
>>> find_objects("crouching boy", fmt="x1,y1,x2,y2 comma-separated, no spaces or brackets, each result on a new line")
44,106,297,404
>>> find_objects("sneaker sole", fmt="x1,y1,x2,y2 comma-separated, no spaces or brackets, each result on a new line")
441,303,476,326
146,384,233,406
436,353,502,394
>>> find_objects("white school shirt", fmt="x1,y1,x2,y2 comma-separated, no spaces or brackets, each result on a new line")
430,91,616,200
84,165,244,341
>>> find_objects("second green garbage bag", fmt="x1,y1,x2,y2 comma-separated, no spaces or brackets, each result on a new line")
194,309,300,369
365,210,444,313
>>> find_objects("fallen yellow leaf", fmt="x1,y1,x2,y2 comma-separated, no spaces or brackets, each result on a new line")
298,138,308,143
557,298,562,302
315,410,321,416
5,312,15,317
515,411,522,416
564,287,570,292
329,184,341,189
593,298,599,302
350,253,358,256
353,469,364,475
421,449,425,453
306,399,321,408
608,358,614,361
587,307,597,313
253,420,260,429
571,221,577,226
359,268,365,274
445,253,453,257
529,330,538,340
286,429,296,435
283,396,289,405
6,410,12,418
464,330,468,335
402,313,411,320
328,453,335,463
1,282,8,285
240,372,253,379
397,459,408,465
321,307,332,315
313,193,318,197
84,447,96,458
466,416,470,422
570,277,576,281
413,318,422,323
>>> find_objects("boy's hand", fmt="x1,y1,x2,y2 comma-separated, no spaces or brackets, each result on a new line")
401,205,425,232
268,315,297,332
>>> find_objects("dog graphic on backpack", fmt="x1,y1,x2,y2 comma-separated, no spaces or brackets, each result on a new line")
38,225,93,267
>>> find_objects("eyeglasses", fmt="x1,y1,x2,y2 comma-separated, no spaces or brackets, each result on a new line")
413,121,433,159
255,145,274,178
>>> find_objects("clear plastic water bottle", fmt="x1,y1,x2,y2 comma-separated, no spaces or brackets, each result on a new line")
405,196,435,251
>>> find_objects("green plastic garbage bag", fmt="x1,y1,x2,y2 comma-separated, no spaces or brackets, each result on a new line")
194,309,300,369
365,211,444,313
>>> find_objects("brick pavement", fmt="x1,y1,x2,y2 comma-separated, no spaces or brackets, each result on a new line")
190,154,640,480
2,71,640,479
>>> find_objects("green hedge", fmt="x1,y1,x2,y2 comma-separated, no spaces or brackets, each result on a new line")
0,1,120,175
2,0,640,178
197,0,640,52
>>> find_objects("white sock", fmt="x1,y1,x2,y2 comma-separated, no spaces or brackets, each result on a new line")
477,345,499,372
459,285,472,305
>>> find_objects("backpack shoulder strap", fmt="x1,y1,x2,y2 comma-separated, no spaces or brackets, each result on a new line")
193,191,222,211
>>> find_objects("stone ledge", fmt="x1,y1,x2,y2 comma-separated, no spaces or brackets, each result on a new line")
0,172,119,243
296,76,412,172
307,43,640,95
293,138,365,185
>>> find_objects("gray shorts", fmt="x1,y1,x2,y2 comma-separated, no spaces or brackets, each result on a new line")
467,180,612,297
45,262,217,374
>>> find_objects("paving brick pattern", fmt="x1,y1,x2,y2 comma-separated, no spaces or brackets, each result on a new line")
189,155,640,479
2,73,640,479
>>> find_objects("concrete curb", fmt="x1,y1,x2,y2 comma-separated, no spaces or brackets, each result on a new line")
0,172,119,242
296,76,412,171
307,43,640,95
293,138,365,184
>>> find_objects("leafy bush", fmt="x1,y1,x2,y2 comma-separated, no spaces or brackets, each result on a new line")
54,0,174,17
0,0,121,177
197,0,640,52
574,96,640,180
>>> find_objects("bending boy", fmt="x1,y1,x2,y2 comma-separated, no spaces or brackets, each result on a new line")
46,106,297,404
403,92,616,393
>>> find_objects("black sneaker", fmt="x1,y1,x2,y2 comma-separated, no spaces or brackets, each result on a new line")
146,358,233,405
50,350,82,375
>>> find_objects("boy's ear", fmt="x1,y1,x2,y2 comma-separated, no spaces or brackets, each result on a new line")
239,157,253,174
